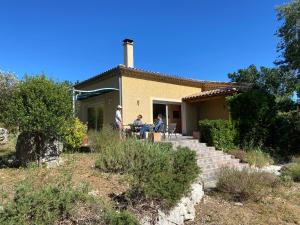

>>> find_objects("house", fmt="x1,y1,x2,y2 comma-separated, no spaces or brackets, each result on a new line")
74,39,239,135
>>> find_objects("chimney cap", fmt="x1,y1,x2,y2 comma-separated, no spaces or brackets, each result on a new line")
123,38,134,44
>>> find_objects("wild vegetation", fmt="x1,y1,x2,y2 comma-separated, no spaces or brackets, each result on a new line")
91,126,200,209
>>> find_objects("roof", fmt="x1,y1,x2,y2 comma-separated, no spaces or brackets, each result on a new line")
74,65,233,89
183,86,240,102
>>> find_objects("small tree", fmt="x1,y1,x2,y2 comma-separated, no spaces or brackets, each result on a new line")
0,70,19,128
7,75,73,135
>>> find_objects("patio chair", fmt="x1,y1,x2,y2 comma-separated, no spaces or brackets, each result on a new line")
157,123,167,139
167,123,177,139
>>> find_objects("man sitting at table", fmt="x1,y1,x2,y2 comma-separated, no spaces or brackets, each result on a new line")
132,115,143,131
139,114,163,139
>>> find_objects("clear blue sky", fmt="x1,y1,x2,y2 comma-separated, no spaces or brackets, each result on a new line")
0,0,287,82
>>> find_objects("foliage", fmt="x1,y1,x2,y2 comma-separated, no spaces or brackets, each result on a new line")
88,125,120,153
198,120,237,150
4,75,73,135
130,146,200,208
61,118,87,151
216,168,279,202
228,149,247,162
282,163,300,182
227,89,276,148
105,210,140,225
0,173,92,225
276,0,300,75
0,70,19,130
228,65,298,98
244,149,274,168
92,129,200,208
269,111,300,157
229,149,273,168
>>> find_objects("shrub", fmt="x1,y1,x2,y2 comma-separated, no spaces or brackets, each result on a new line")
4,75,73,134
199,120,237,150
61,118,87,151
281,163,300,182
95,138,142,173
244,149,274,168
227,89,276,147
94,128,200,208
105,210,139,225
228,149,247,162
228,149,274,168
130,146,200,208
89,125,120,153
0,174,95,225
216,168,279,202
269,111,300,157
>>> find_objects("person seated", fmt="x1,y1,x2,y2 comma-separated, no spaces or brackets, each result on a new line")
139,114,164,139
132,114,143,132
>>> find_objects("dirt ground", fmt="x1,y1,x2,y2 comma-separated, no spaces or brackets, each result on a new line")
187,183,300,225
0,152,129,202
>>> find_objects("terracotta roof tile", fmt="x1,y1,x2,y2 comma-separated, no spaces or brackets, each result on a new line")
183,86,240,101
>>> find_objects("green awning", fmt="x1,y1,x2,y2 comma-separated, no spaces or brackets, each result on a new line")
76,88,119,100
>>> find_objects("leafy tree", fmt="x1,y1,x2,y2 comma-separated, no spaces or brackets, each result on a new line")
228,65,298,98
276,0,300,72
227,89,276,148
6,75,73,135
0,70,19,127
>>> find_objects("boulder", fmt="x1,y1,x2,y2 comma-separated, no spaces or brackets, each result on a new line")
16,131,63,166
0,128,8,145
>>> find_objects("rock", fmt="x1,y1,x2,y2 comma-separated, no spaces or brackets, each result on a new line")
141,181,204,225
260,165,283,176
16,131,63,167
234,202,243,206
0,128,8,145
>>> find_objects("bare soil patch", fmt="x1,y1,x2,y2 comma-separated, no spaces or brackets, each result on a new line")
186,183,300,225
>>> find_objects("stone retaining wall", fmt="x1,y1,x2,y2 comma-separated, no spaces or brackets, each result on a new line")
140,179,204,225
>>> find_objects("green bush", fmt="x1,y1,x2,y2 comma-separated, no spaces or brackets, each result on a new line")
89,125,120,153
130,145,200,208
4,75,73,135
199,120,237,150
216,168,279,202
0,174,93,225
93,129,200,208
227,89,276,148
105,210,140,225
281,163,300,182
61,118,87,151
269,111,300,157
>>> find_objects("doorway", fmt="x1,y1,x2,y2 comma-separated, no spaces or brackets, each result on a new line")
152,101,182,133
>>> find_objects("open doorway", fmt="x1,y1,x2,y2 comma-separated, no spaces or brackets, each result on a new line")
152,101,182,133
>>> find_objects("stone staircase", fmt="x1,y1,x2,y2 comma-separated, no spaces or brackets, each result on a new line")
167,138,249,189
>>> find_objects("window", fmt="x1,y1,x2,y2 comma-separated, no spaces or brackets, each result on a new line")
87,107,103,131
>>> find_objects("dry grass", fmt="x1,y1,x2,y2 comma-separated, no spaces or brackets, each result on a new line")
187,182,300,225
0,153,130,203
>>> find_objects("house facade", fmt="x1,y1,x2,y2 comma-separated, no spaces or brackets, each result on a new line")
74,39,238,135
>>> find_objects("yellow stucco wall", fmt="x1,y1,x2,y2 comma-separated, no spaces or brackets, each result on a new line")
77,74,119,90
121,76,202,125
197,96,230,120
78,91,119,126
77,75,120,126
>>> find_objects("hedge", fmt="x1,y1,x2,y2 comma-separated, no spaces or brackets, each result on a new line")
199,120,237,151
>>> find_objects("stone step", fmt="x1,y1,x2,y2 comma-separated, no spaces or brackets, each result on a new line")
197,155,233,163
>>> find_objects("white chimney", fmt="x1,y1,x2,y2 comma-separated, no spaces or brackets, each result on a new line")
123,39,134,68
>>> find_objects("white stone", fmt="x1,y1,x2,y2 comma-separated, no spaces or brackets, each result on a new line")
260,165,283,176
140,180,204,225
